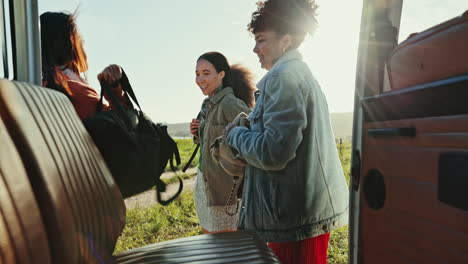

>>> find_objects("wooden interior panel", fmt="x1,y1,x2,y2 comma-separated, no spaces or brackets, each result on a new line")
0,80,126,263
0,119,50,264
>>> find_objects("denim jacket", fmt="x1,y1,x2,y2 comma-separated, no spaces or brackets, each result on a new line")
227,50,349,242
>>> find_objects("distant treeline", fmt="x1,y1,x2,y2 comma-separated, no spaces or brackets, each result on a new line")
167,112,353,142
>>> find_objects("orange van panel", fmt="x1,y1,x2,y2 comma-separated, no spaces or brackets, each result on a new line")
360,115,468,264
387,10,468,91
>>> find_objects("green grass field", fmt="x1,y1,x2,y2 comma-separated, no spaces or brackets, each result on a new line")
116,139,351,264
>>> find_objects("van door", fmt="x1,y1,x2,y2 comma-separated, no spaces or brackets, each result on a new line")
350,1,468,263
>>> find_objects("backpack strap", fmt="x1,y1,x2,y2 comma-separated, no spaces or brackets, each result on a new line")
120,70,141,109
156,127,183,206
156,144,183,206
168,136,181,171
181,110,203,172
156,177,183,206
182,144,199,172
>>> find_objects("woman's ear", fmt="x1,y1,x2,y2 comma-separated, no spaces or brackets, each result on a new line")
218,70,226,80
280,34,293,53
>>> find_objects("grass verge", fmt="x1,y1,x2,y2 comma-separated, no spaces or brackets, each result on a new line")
117,141,351,263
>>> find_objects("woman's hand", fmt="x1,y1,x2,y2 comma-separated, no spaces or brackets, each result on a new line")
190,118,200,137
98,64,125,98
223,112,249,140
97,64,123,85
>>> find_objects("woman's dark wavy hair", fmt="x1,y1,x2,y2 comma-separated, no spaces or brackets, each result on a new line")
198,52,256,109
40,11,88,98
248,0,318,48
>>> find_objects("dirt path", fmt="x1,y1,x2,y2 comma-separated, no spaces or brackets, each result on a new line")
124,167,198,209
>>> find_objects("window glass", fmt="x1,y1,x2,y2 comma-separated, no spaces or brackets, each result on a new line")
0,0,6,78
0,0,14,80
399,1,467,42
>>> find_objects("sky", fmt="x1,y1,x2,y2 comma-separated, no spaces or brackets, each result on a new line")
39,0,466,124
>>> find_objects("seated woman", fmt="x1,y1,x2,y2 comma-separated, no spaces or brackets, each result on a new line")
40,11,129,120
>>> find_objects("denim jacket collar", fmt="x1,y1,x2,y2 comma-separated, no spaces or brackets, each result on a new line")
257,49,303,89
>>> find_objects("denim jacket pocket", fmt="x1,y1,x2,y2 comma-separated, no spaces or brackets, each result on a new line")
249,89,263,122
248,105,263,132
259,178,280,227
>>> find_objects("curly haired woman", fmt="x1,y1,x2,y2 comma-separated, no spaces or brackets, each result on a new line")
224,1,349,263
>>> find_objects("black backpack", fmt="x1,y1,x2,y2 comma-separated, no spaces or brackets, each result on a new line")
83,71,182,204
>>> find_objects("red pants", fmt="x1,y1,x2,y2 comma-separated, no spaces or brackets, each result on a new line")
268,233,330,264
